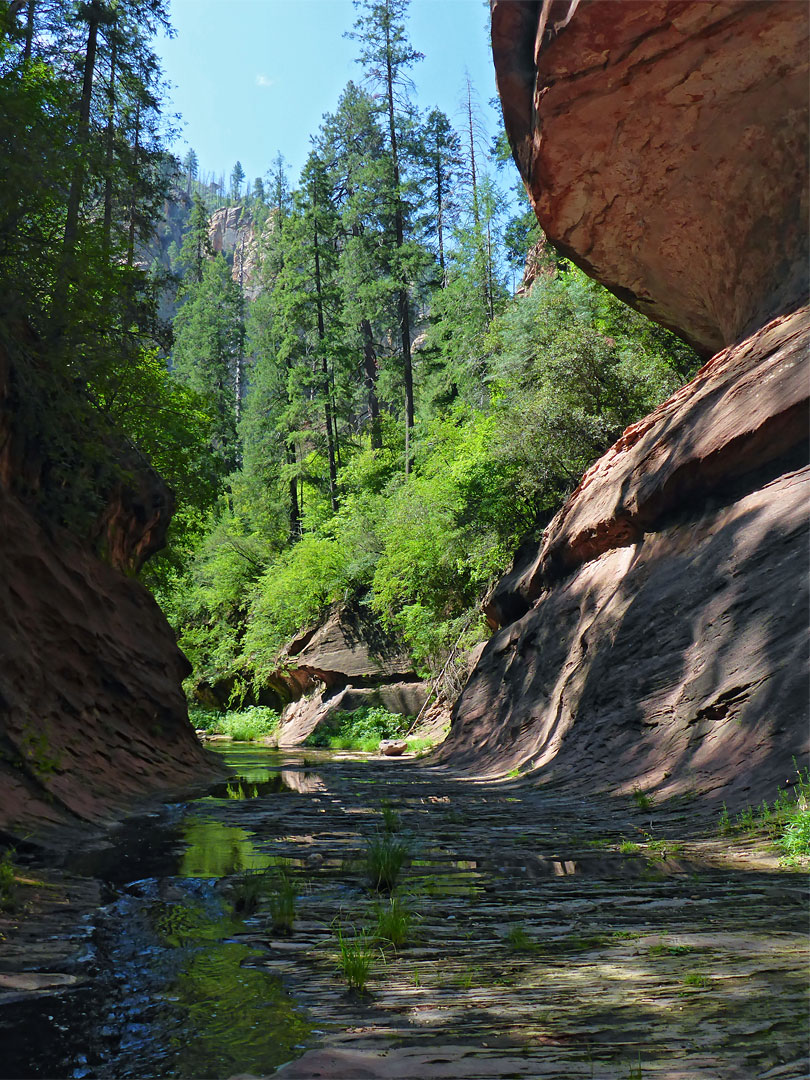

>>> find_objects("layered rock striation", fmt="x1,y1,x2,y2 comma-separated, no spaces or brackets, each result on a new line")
442,1,809,804
0,332,219,839
493,0,809,356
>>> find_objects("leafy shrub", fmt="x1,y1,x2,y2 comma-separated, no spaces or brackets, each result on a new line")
305,706,410,752
191,705,279,742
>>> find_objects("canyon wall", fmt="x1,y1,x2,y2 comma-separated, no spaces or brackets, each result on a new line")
0,332,219,840
442,0,809,804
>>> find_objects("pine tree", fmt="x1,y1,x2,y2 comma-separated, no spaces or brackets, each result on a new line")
230,159,245,202
348,0,423,451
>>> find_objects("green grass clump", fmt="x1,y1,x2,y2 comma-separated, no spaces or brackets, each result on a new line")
0,849,18,912
305,705,411,752
631,788,655,812
232,861,297,931
380,800,400,833
506,924,537,953
373,895,412,949
365,832,409,892
335,926,378,993
190,706,279,742
717,764,810,861
619,840,640,854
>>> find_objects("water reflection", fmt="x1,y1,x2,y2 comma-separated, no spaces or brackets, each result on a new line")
178,817,273,878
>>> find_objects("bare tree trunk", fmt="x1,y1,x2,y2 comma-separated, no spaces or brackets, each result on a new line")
384,32,414,446
22,0,34,60
102,20,117,257
53,1,100,333
361,319,382,451
312,184,338,512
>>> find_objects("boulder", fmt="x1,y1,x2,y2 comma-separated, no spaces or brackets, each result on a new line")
493,0,809,356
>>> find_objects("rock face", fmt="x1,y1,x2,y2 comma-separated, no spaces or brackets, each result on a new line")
440,1,810,805
0,335,219,839
492,0,809,356
274,604,426,745
208,205,270,300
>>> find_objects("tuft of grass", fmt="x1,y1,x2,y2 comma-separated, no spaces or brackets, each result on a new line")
380,800,400,833
506,924,537,953
681,971,709,988
231,861,297,931
373,894,412,949
717,764,810,861
0,849,18,912
335,926,379,994
649,942,695,956
632,788,655,812
619,840,640,854
365,832,409,892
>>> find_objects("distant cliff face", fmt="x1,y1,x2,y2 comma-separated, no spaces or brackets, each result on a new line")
208,205,273,301
441,1,809,804
492,0,809,357
0,333,219,839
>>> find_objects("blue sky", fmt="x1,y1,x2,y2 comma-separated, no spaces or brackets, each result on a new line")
154,0,503,190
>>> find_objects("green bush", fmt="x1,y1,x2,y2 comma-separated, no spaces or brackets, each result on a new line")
190,705,279,742
304,705,410,752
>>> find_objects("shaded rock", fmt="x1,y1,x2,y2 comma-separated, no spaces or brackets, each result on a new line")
492,0,809,355
379,740,407,757
0,334,222,839
456,0,810,805
287,604,416,689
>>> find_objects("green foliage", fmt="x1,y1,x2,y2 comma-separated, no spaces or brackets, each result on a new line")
718,765,810,862
365,832,409,892
632,789,655,813
334,925,378,994
506,924,538,953
191,706,279,743
304,706,410,752
373,894,413,949
0,849,18,912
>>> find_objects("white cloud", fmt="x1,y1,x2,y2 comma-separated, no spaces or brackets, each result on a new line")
255,74,276,88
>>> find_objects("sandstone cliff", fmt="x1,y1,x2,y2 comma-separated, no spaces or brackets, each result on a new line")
441,0,809,805
208,204,271,301
0,331,219,839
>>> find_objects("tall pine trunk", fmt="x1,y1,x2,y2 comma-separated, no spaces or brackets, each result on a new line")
311,187,338,512
102,21,117,257
53,1,100,333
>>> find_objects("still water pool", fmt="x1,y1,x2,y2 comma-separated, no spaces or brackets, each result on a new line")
0,747,314,1080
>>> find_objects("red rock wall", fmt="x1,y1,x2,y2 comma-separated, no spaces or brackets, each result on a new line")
493,0,809,356
443,311,809,804
442,2,810,804
0,336,220,838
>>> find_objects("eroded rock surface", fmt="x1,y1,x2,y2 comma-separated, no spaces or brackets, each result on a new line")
0,335,219,838
449,1,810,803
446,310,809,804
493,0,809,355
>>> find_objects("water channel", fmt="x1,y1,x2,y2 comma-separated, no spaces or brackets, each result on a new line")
2,744,808,1079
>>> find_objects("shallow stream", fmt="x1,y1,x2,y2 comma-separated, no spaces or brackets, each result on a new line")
1,744,808,1080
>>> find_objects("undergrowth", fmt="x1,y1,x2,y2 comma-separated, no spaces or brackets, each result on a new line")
0,849,17,912
190,705,279,742
305,705,411,752
365,832,409,892
718,763,810,862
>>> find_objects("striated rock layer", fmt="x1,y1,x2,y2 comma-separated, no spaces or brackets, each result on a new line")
443,311,809,803
0,335,220,840
492,0,809,356
442,2,810,804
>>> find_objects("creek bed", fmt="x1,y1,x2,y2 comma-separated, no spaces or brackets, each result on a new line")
0,745,808,1079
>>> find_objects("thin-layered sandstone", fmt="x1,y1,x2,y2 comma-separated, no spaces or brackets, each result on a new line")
443,1,809,804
